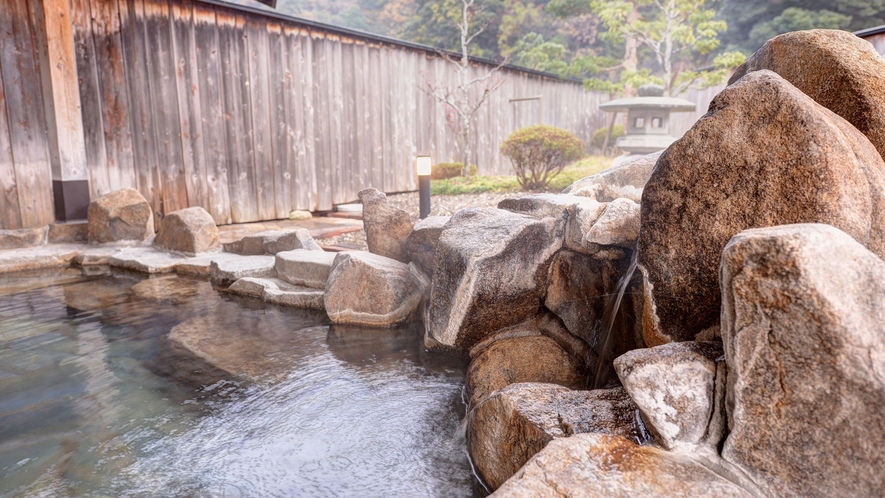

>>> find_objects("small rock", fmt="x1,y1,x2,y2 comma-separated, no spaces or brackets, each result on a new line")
469,384,639,489
74,246,123,266
224,229,322,255
613,341,723,450
720,223,885,498
87,188,154,244
324,251,422,327
275,249,336,289
494,433,753,497
48,221,88,244
288,209,312,220
153,207,220,255
730,29,885,160
583,198,640,248
498,193,606,255
359,188,414,263
466,334,586,407
564,151,661,201
228,276,325,310
427,208,562,351
209,255,276,287
172,253,241,277
404,216,450,276
0,226,47,249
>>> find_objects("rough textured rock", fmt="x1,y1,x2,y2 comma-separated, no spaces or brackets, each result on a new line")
494,433,753,497
172,253,241,277
228,276,325,310
0,227,47,249
274,249,336,289
466,335,587,407
428,208,562,350
614,341,722,450
153,207,220,255
324,251,422,327
720,223,885,498
583,198,640,248
497,193,606,254
564,151,661,202
223,229,322,255
638,70,885,345
48,221,88,244
543,250,638,363
209,255,276,287
404,216,449,276
470,384,639,489
730,29,885,160
109,247,184,274
88,188,154,244
74,247,123,266
359,188,414,263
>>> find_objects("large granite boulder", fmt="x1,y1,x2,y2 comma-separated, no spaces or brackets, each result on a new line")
494,432,753,497
638,70,885,345
153,207,220,255
427,208,562,350
469,384,639,490
87,188,154,244
720,223,885,498
497,193,606,255
359,188,413,263
583,198,640,249
466,335,586,407
404,216,449,276
324,251,423,327
223,229,322,255
275,249,336,289
730,29,885,160
614,341,723,450
563,151,661,203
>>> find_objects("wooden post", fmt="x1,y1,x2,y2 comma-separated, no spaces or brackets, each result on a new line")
33,0,90,221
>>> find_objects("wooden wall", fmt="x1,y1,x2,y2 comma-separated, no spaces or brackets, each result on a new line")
0,0,721,228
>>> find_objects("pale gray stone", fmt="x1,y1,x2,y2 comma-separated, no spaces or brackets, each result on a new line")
88,188,154,244
224,229,322,255
109,247,185,274
583,198,640,248
227,276,325,310
153,206,220,255
404,216,449,276
564,151,661,201
173,253,242,277
275,249,336,289
720,223,885,498
0,226,47,249
359,188,413,263
614,341,723,450
497,193,606,254
74,246,124,266
209,255,276,287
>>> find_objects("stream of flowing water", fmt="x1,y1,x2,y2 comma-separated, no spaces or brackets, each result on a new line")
0,267,482,497
593,246,639,389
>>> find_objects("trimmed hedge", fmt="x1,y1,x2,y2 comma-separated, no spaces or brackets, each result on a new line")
431,162,478,180
500,124,585,190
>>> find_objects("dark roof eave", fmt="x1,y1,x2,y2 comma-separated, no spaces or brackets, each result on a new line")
855,25,885,38
196,0,585,85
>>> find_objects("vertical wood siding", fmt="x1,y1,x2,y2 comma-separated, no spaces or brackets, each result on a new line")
0,0,723,228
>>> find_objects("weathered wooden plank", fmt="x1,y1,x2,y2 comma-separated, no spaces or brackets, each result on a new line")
245,15,275,220
368,44,384,190
354,40,370,194
283,25,308,211
70,0,110,198
170,0,209,215
267,20,292,218
143,0,187,221
327,34,344,205
1,0,53,228
0,63,21,229
191,2,230,224
217,9,257,223
118,0,161,218
91,0,137,193
340,37,356,203
311,31,332,210
297,28,318,210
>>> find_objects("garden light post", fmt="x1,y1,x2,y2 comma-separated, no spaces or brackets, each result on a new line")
417,155,432,219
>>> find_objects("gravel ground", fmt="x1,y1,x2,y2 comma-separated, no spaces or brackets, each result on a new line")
317,191,520,251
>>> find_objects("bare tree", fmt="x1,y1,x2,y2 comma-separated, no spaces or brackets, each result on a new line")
422,0,505,177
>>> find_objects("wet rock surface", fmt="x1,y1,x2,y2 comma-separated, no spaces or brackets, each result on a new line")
614,341,723,450
227,276,325,310
209,255,277,287
730,29,885,160
638,70,885,345
720,223,885,498
324,251,423,327
153,207,220,255
359,188,414,263
130,276,201,305
427,208,562,351
0,245,83,274
109,247,185,274
274,249,336,289
466,335,587,407
469,383,639,489
88,188,154,244
493,433,754,497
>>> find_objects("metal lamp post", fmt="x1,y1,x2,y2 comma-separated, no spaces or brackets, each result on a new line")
416,155,432,219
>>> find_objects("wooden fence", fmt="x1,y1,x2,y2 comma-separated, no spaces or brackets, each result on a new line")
0,0,720,229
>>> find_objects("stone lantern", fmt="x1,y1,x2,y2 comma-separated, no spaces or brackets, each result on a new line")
599,84,696,155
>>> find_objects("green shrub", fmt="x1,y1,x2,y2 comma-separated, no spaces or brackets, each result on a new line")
500,124,585,190
430,162,478,180
591,124,624,150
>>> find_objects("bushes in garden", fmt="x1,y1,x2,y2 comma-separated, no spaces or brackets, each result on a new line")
500,124,585,190
431,162,478,180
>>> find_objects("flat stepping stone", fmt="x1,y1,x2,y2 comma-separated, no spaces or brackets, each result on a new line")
174,252,241,277
223,229,322,255
275,249,336,289
109,247,185,274
228,277,324,310
74,246,125,266
209,255,276,287
0,244,84,274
